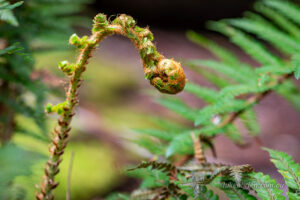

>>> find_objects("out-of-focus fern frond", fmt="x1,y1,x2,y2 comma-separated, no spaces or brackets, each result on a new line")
254,2,300,39
262,0,300,26
207,21,282,66
156,98,197,120
187,30,241,67
240,108,260,136
186,63,232,88
184,82,218,104
0,1,23,26
188,60,256,84
0,143,44,198
228,18,300,54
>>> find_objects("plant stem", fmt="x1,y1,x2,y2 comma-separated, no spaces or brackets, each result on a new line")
36,13,186,200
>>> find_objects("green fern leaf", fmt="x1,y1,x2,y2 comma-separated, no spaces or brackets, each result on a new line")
262,0,300,27
195,99,246,125
240,108,260,136
264,148,300,192
184,82,218,103
148,116,188,131
292,54,300,79
186,62,232,88
133,128,176,141
254,2,300,39
243,172,285,200
276,80,300,113
228,18,300,54
132,137,166,155
166,126,222,157
224,124,245,145
156,98,197,121
255,65,294,76
217,84,267,100
128,161,176,177
287,192,300,200
186,30,240,67
211,177,256,200
188,60,255,84
207,21,282,66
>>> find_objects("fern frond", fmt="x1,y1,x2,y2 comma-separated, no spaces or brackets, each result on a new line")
132,137,166,156
186,30,241,67
165,126,222,157
211,177,256,200
156,98,197,121
276,80,300,113
224,124,245,145
243,172,285,200
188,60,256,84
128,161,176,177
133,128,176,141
207,21,282,66
255,2,300,39
186,63,232,88
217,84,267,100
228,18,300,54
184,82,218,103
262,0,300,26
264,148,300,193
240,108,260,136
195,99,246,125
148,116,188,131
292,53,300,79
255,65,294,76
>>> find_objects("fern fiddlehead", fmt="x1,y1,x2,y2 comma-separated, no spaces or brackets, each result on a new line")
36,13,185,200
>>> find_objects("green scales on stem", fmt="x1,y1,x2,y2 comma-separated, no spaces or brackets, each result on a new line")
36,13,186,200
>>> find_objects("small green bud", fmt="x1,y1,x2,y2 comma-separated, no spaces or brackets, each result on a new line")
94,13,107,24
69,34,89,49
45,103,54,113
69,34,80,45
58,60,69,69
124,16,136,28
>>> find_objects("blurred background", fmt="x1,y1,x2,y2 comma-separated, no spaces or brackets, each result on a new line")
2,0,300,199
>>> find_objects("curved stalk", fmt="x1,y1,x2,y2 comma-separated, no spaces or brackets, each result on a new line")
36,13,186,200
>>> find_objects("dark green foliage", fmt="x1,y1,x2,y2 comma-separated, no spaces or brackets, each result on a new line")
0,0,90,142
0,143,44,199
0,0,90,198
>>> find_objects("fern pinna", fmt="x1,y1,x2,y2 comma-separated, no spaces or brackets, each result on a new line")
126,0,300,199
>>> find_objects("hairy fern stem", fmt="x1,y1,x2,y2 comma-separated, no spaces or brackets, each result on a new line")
36,13,185,200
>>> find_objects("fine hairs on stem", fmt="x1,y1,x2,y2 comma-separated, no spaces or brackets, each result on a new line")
36,13,186,200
